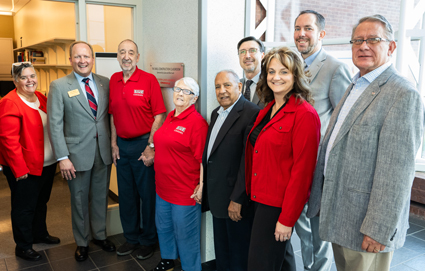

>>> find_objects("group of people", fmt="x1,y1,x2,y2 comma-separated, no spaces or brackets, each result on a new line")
0,10,423,271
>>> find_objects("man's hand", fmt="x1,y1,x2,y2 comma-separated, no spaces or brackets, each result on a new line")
228,201,242,222
16,173,28,181
112,144,120,166
190,184,203,204
138,145,154,167
59,159,77,180
275,221,292,242
361,235,386,253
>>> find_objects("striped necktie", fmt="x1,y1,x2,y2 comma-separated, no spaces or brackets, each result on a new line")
82,78,97,118
244,79,253,101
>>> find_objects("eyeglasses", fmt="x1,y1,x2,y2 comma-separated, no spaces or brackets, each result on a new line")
349,37,392,46
11,62,32,77
238,48,259,56
173,87,195,95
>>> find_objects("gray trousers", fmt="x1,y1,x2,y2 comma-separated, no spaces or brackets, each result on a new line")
68,140,111,246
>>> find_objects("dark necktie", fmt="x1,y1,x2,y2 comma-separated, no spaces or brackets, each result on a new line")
244,79,253,101
82,78,97,118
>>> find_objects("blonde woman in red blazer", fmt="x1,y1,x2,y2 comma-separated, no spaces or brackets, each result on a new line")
0,63,59,261
245,47,321,271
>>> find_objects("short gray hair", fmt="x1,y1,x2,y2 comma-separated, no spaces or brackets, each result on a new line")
174,77,200,96
352,14,394,41
216,69,240,84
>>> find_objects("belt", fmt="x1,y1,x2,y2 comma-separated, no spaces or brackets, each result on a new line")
120,133,150,141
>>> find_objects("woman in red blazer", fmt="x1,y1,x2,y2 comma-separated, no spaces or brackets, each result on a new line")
245,47,321,270
0,63,60,261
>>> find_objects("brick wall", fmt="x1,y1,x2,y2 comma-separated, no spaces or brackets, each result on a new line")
270,0,402,42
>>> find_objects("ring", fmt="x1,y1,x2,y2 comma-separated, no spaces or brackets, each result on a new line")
374,248,380,253
283,237,288,241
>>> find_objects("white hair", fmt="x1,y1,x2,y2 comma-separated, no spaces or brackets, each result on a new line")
174,77,200,96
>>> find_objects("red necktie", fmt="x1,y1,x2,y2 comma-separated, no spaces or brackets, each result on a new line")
82,78,97,118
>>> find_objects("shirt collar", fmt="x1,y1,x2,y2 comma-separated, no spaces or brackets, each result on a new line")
172,104,196,120
304,48,322,67
218,94,242,114
74,72,93,83
117,66,141,82
245,72,261,84
352,61,392,84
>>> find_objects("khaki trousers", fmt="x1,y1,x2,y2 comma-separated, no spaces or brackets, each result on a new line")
332,243,394,271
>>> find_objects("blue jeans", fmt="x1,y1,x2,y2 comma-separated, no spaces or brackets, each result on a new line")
156,194,201,271
294,203,333,271
117,136,157,246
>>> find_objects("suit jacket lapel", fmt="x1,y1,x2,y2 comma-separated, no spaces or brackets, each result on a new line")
331,65,394,147
67,73,93,117
307,49,326,83
209,98,244,157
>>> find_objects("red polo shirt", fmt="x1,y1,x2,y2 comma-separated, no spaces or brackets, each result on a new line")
109,66,166,138
154,105,208,206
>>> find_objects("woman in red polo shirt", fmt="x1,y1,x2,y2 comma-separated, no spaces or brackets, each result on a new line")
153,77,208,271
0,62,59,261
245,47,321,270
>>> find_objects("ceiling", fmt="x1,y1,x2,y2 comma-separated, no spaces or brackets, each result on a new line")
0,0,31,15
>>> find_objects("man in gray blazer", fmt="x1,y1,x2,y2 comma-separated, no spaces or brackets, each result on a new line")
48,41,115,262
237,36,265,108
293,10,352,271
307,15,424,271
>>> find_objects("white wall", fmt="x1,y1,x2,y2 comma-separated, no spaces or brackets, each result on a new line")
204,0,246,120
142,0,199,113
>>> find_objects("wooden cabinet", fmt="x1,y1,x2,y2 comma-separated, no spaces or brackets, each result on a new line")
14,38,75,95
0,38,13,80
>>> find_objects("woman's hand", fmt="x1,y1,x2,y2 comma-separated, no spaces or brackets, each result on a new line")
16,173,28,181
274,221,292,242
190,184,203,204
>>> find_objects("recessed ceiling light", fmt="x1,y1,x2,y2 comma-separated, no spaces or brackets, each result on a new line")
0,11,12,16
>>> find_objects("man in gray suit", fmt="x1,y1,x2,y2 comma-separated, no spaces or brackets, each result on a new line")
307,15,424,271
48,41,115,262
293,10,352,271
237,36,265,107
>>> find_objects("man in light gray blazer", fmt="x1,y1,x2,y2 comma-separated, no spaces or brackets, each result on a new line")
293,10,352,271
237,36,265,108
307,15,424,271
48,41,115,262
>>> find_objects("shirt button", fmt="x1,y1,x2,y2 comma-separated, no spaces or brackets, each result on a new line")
253,195,256,198
255,150,258,153
263,128,266,131
254,173,257,176
279,127,282,129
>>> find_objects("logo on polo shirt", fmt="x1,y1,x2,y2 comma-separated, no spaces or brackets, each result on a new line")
174,126,186,134
134,89,144,96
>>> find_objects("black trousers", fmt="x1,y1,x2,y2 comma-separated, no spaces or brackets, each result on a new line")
248,202,296,271
2,163,56,250
212,215,253,271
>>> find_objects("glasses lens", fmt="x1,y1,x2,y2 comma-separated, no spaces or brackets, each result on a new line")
249,48,258,54
173,87,181,93
239,50,246,55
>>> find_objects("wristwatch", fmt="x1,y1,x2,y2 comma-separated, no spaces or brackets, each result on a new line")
148,142,155,149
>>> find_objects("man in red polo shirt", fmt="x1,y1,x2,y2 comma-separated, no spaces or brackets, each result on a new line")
109,39,166,260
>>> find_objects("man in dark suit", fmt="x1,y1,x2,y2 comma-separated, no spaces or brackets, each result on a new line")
48,41,115,261
237,36,265,107
201,70,259,271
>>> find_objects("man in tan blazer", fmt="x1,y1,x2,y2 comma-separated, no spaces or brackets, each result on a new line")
47,41,115,262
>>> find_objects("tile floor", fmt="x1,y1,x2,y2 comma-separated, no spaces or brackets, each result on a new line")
0,172,424,270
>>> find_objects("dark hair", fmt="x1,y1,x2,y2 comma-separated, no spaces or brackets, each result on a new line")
11,62,35,82
352,14,394,40
295,10,325,31
237,36,265,53
69,41,94,58
118,39,139,54
257,46,313,105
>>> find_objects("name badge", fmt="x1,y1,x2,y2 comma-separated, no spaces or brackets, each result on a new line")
68,89,80,97
134,89,144,96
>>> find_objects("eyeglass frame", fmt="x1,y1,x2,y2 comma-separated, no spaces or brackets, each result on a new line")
173,86,195,96
349,37,392,46
238,48,259,56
